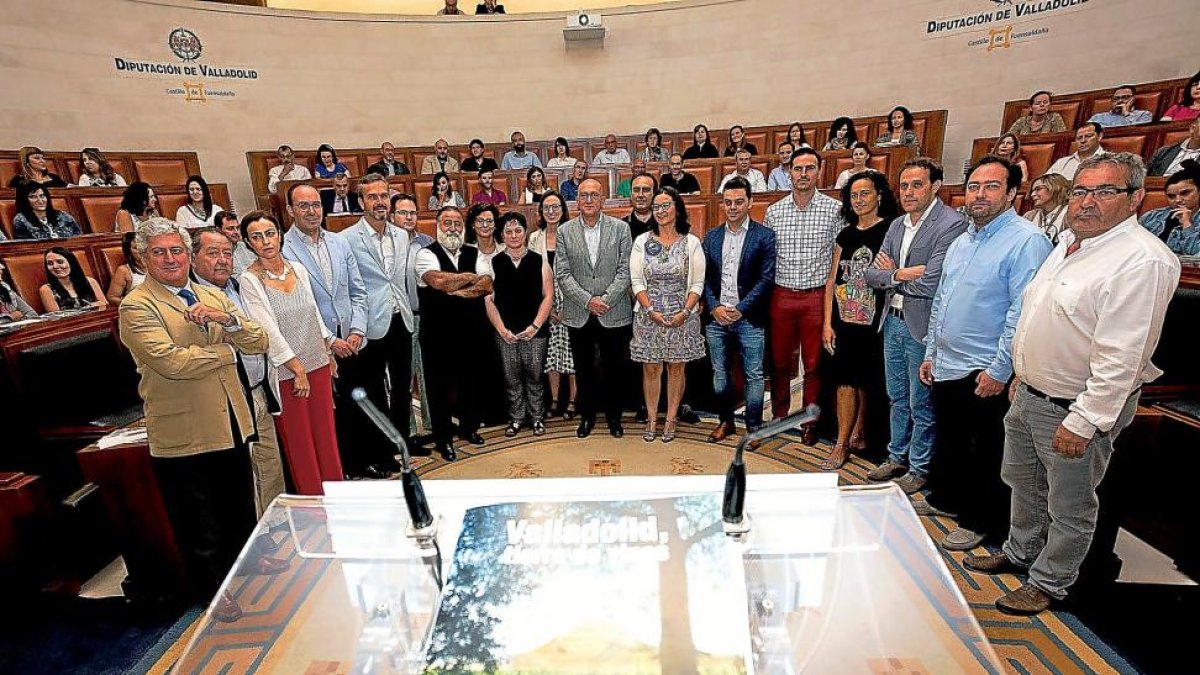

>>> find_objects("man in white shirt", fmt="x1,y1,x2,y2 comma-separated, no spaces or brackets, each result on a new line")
1147,117,1200,176
592,134,631,166
1047,123,1107,180
965,153,1180,616
266,145,311,195
718,149,768,193
500,131,542,171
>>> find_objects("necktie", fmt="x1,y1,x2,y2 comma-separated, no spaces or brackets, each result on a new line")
340,197,347,212
178,288,199,306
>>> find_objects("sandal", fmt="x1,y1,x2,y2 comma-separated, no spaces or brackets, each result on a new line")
642,420,657,443
661,419,677,443
819,443,850,471
849,434,867,452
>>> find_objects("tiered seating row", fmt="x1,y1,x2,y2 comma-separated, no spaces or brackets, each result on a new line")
0,184,233,240
999,77,1191,135
0,151,203,189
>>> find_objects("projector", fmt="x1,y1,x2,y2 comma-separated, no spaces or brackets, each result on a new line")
564,11,605,43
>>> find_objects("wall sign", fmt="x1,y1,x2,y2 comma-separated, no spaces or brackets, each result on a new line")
924,0,1096,51
112,28,259,101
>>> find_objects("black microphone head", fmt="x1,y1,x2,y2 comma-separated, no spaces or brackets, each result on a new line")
351,387,368,402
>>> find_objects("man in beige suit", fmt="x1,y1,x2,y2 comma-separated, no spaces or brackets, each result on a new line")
120,217,283,623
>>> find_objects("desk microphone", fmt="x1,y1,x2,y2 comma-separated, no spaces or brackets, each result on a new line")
351,387,434,533
723,405,820,534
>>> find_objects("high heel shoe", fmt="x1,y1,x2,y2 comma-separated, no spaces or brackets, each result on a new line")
661,419,677,443
642,420,657,442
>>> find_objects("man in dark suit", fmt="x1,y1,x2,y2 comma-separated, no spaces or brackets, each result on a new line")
366,142,410,177
702,176,776,443
320,173,362,214
1147,117,1199,176
476,1,505,14
863,158,968,496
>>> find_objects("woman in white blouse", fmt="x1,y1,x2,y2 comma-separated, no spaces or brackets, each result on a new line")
1021,173,1070,244
75,148,127,187
629,187,705,443
834,146,871,189
174,175,224,229
545,137,576,169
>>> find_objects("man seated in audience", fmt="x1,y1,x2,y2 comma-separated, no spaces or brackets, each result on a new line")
1140,159,1200,254
616,159,648,198
472,168,508,205
461,138,499,173
1087,85,1153,128
1007,91,1068,136
501,131,542,170
1147,117,1200,176
321,173,362,214
966,153,1179,616
217,212,256,275
420,139,460,174
593,134,632,166
476,0,504,12
920,156,1052,553
660,153,701,194
560,160,588,201
718,149,768,193
767,142,794,191
437,0,466,15
267,145,312,195
366,142,409,176
119,217,283,624
1047,123,1107,180
624,172,657,239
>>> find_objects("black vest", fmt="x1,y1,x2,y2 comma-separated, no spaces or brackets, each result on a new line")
417,243,488,342
491,250,548,338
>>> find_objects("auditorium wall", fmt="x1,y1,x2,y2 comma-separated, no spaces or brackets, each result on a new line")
0,0,1195,214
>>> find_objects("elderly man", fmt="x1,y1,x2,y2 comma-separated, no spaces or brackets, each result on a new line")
1087,85,1153,128
266,144,311,195
592,134,632,166
718,149,768,193
1048,123,1107,180
556,178,633,438
501,131,542,171
415,207,495,460
217,211,255,275
920,156,1052,552
119,218,283,623
461,138,499,173
420,138,460,174
367,142,409,176
965,153,1180,615
320,173,361,214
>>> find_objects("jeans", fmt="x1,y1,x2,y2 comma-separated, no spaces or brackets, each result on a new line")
1001,385,1138,599
882,313,935,476
705,319,766,431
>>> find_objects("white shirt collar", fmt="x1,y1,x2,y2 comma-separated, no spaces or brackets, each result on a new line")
907,199,937,228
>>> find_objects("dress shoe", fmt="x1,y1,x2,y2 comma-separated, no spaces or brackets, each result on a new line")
866,460,909,482
912,500,957,518
995,583,1053,616
941,527,986,551
577,418,595,438
894,472,927,495
461,431,485,445
609,421,624,438
212,591,242,623
437,442,458,462
708,422,735,443
964,552,1027,576
635,406,649,423
800,425,818,446
679,405,701,425
250,556,290,575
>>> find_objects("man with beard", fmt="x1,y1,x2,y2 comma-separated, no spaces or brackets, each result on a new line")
500,131,542,171
366,142,409,177
414,207,494,460
461,138,499,173
420,138,460,174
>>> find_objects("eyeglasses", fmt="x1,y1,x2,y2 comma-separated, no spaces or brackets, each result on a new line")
543,204,562,212
1068,185,1135,200
393,209,418,218
294,202,322,212
651,202,673,212
578,192,602,201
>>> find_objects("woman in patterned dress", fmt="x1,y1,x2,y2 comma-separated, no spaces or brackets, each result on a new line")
630,187,706,443
528,191,576,418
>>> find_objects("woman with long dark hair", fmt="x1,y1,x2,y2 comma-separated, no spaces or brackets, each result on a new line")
314,143,349,179
115,182,159,233
75,148,127,187
428,171,465,209
546,137,576,169
681,124,719,160
465,202,501,258
823,117,860,151
520,166,551,205
175,175,224,229
38,247,106,311
1161,71,1200,121
12,184,81,240
876,105,920,151
106,231,147,305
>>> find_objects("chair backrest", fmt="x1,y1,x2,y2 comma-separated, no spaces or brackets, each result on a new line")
131,158,192,186
2,247,96,313
76,195,125,235
1021,143,1060,182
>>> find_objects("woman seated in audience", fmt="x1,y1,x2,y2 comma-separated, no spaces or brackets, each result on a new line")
723,124,758,156
114,182,159,233
1007,90,1068,135
546,137,575,169
630,187,705,443
12,184,81,240
38,247,106,312
1161,71,1200,121
174,175,224,228
821,170,898,470
682,124,719,159
834,147,871,189
787,122,811,149
520,166,551,204
7,146,67,189
238,211,342,495
559,160,588,201
0,261,38,323
638,128,670,163
74,148,127,187
990,134,1030,184
428,171,465,209
313,143,349,179
466,202,502,258
1021,173,1070,244
485,211,553,437
822,117,860,151
527,191,576,418
875,106,920,151
105,232,146,305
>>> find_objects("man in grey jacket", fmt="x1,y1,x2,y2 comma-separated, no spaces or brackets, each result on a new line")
555,178,633,439
864,158,968,496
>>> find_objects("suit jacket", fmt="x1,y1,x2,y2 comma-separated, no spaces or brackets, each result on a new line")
320,189,362,214
1146,142,1190,176
366,159,409,177
118,277,268,458
419,155,461,174
338,218,416,338
555,213,633,328
282,227,369,340
701,219,776,327
863,199,968,341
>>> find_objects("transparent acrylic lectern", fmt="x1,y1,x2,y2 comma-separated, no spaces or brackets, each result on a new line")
172,474,1002,674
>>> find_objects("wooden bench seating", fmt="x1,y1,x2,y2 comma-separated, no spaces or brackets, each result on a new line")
999,77,1191,135
0,150,202,190
0,183,231,240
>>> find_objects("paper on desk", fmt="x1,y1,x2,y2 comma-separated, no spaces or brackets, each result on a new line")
97,426,148,449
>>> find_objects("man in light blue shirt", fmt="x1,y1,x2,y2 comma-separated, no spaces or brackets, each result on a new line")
1087,85,1152,128
500,130,542,171
766,142,794,191
919,156,1052,553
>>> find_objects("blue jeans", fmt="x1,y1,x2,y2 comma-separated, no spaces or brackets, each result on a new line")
882,312,935,476
706,319,765,431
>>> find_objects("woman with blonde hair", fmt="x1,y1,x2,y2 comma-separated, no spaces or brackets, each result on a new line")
1022,173,1071,243
7,146,67,189
991,133,1030,184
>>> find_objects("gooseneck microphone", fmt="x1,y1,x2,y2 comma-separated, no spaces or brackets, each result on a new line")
723,405,821,533
351,387,434,532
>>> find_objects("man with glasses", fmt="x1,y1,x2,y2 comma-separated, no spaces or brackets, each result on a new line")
660,153,701,195
556,179,633,438
718,149,768,193
267,145,311,195
390,194,434,440
593,134,632,166
763,148,845,444
1048,123,1108,180
1087,85,1152,128
919,156,1052,553
965,153,1179,615
420,138,460,174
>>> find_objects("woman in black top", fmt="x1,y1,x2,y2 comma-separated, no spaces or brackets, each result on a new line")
38,247,107,312
681,124,719,160
820,170,897,470
823,117,860,151
723,124,759,156
485,212,554,437
8,146,67,189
